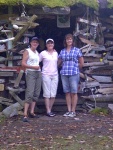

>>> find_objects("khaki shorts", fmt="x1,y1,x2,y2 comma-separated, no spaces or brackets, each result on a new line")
42,75,58,98
25,71,42,103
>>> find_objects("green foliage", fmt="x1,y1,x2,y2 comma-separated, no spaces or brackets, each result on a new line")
0,114,6,124
90,107,109,115
0,0,98,9
0,0,17,5
108,0,113,8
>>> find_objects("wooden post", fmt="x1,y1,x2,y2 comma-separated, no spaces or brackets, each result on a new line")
7,6,13,66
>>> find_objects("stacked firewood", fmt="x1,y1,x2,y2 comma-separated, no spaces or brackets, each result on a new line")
76,17,113,103
0,15,39,116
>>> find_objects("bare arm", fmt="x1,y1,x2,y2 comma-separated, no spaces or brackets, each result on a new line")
57,58,62,67
78,57,84,69
21,50,40,70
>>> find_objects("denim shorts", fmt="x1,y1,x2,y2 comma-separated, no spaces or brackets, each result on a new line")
61,74,80,93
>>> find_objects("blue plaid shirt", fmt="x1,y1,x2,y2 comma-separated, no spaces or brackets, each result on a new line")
58,47,83,75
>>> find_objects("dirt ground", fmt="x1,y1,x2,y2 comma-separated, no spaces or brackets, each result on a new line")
0,111,113,150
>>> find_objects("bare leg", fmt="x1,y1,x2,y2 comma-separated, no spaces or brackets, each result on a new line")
50,97,55,112
24,103,30,117
66,93,72,112
30,101,36,114
71,93,78,112
45,98,51,113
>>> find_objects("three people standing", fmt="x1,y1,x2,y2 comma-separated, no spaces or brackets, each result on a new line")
22,34,84,120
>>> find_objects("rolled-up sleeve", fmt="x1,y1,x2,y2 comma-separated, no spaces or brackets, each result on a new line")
78,49,83,58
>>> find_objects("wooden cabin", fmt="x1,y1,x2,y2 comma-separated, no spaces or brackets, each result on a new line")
1,0,113,115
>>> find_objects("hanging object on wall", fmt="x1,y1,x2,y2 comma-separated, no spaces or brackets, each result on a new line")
57,15,70,28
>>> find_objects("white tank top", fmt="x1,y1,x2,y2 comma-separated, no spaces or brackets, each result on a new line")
26,48,40,72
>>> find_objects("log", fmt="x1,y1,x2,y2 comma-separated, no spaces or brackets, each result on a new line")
105,41,113,46
83,62,107,67
97,88,113,94
7,87,25,93
14,70,24,88
9,91,24,106
0,101,12,106
100,83,113,88
13,15,38,46
0,97,13,103
0,79,5,83
77,18,99,27
79,37,97,46
84,57,100,62
42,6,70,14
107,56,113,60
0,84,4,91
0,56,22,61
0,71,14,76
106,46,113,51
81,94,113,102
0,37,14,43
2,102,23,117
80,73,94,81
92,75,112,83
81,81,100,88
84,53,102,58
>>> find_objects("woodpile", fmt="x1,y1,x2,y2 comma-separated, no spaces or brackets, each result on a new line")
0,14,38,116
76,16,113,104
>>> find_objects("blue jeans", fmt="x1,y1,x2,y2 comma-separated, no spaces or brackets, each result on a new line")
61,74,80,93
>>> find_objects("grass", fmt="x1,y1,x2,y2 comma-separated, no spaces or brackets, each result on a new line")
7,134,113,150
90,107,109,115
0,114,6,124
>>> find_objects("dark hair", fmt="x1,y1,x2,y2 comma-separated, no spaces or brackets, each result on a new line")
63,33,75,47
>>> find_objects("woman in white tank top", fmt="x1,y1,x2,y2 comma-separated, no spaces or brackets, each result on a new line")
22,37,42,122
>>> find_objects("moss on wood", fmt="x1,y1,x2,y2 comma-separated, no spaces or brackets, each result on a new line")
108,0,113,8
0,0,98,9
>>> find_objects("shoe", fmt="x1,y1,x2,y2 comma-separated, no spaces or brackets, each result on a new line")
46,112,56,117
68,112,76,117
63,112,71,117
29,113,39,118
23,116,29,122
51,112,56,116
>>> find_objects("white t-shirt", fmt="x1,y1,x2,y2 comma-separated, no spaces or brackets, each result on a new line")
26,48,40,71
39,50,58,76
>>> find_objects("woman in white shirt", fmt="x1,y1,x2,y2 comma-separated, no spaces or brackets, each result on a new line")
22,37,41,122
39,39,58,117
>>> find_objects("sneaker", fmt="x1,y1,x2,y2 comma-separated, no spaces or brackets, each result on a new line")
63,112,71,117
23,117,29,122
46,112,56,117
51,112,56,116
29,113,39,118
68,112,76,117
